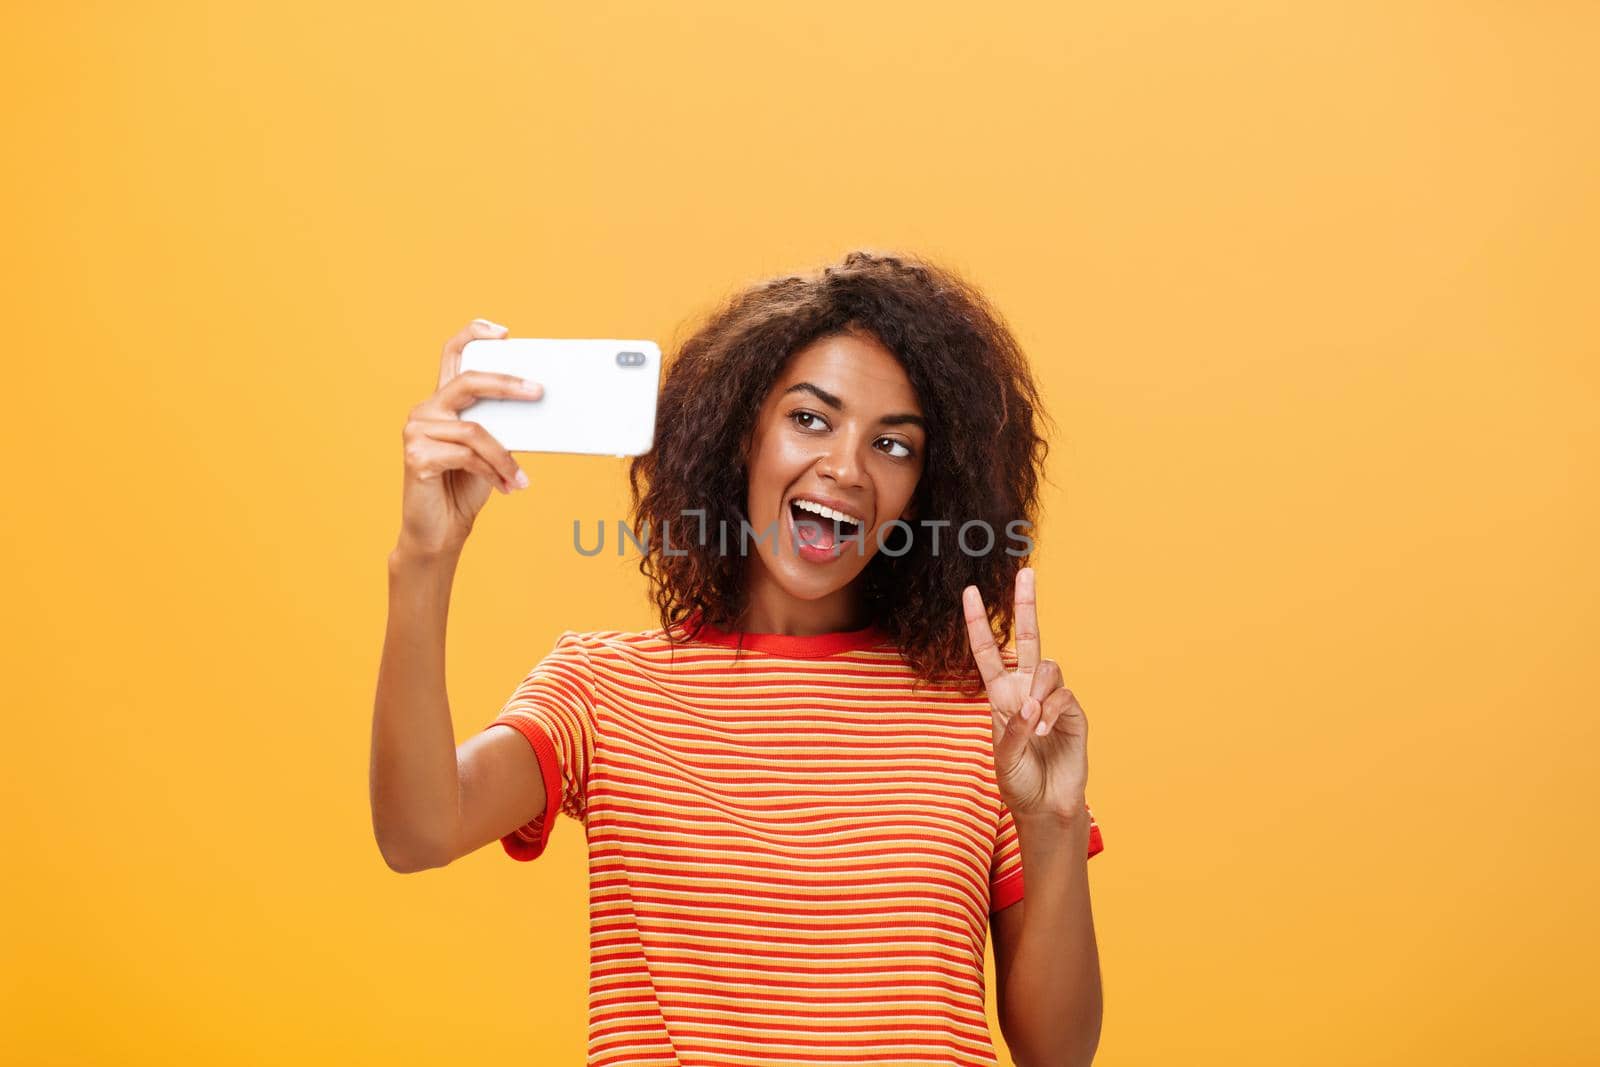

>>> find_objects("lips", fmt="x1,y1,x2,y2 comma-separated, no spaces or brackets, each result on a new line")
783,495,868,560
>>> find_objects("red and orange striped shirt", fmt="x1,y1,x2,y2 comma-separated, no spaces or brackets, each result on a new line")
482,621,1104,1066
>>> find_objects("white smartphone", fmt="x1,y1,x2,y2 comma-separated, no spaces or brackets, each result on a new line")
458,338,662,456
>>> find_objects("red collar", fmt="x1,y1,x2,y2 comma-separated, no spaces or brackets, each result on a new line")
683,613,889,657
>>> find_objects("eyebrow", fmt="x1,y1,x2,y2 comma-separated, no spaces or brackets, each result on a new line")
781,381,927,430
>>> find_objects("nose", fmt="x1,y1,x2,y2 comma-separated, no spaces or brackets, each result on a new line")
815,429,867,489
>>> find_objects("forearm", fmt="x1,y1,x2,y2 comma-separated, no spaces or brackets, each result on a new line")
370,544,464,871
1000,813,1102,1067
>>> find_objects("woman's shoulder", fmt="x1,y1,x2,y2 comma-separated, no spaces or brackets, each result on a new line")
550,625,677,652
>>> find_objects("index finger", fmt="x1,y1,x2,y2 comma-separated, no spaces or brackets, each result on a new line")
438,318,509,390
962,585,1007,694
1014,566,1040,677
434,369,544,417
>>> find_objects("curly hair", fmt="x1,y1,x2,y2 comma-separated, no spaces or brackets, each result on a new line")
627,250,1054,694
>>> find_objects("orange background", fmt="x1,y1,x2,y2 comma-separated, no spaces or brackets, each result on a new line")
4,3,1596,1064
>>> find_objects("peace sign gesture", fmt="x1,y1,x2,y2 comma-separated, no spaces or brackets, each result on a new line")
963,567,1089,822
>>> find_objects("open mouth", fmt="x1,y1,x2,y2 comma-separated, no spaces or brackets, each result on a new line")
788,497,864,552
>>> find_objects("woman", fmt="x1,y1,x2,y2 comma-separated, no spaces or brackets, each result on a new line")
372,251,1107,1066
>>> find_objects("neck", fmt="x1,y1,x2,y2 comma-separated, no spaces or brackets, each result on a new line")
735,565,871,636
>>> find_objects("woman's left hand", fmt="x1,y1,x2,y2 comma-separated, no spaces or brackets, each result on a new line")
962,567,1088,821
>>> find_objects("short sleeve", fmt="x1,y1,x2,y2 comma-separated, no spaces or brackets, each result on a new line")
989,800,1105,913
482,630,598,862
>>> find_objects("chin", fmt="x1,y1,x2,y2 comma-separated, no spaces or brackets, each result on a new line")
753,541,872,603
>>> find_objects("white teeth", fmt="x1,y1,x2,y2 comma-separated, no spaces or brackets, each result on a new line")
792,498,863,527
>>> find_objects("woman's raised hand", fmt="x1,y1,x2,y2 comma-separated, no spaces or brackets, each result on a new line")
962,567,1089,821
395,319,544,558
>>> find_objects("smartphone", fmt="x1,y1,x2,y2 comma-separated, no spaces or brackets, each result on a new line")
458,338,662,456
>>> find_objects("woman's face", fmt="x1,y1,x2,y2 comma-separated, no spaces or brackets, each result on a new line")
741,329,927,613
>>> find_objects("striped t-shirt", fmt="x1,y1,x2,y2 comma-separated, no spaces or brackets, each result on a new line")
482,620,1104,1066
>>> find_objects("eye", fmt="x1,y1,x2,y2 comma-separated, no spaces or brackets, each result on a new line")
877,437,914,459
789,410,829,432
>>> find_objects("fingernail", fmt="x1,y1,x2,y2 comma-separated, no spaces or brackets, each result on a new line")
520,379,542,396
473,318,507,333
1034,719,1050,736
513,469,529,490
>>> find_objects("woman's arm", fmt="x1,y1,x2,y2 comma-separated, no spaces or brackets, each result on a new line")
371,317,547,872
370,543,550,873
370,544,471,872
963,570,1102,1063
993,812,1102,1067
